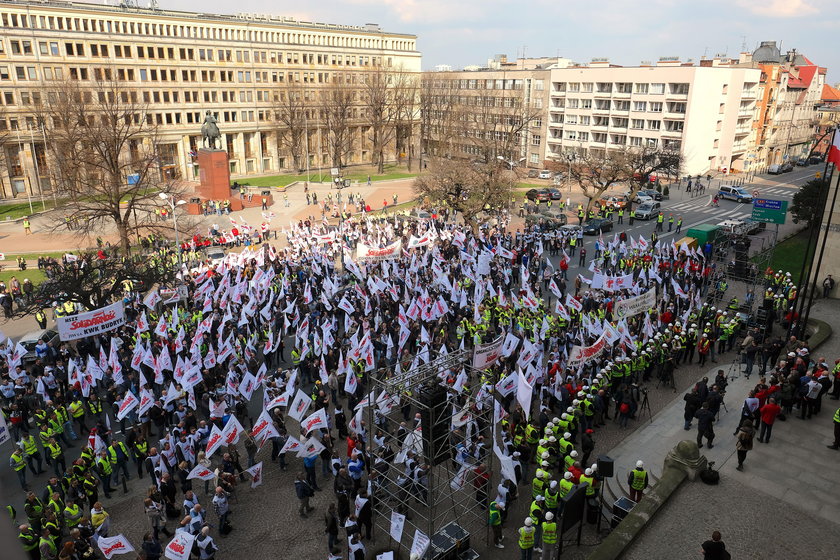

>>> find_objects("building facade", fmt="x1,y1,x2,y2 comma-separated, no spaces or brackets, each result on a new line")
0,1,420,200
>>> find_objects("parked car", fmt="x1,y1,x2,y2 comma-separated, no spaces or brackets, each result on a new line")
635,201,661,220
780,162,794,173
809,155,823,164
545,187,562,200
583,216,614,235
525,188,552,202
203,246,227,265
525,210,568,229
539,170,553,180
640,189,663,201
527,169,539,178
552,174,565,185
19,329,60,366
767,164,782,175
624,191,653,204
796,158,809,166
597,195,629,209
560,224,583,236
717,185,753,203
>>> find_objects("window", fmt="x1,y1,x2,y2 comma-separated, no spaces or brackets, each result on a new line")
634,101,647,112
631,119,644,129
629,136,642,146
647,120,661,130
650,83,665,94
565,130,577,140
568,82,580,93
581,99,592,109
646,138,658,147
0,66,8,80
634,83,648,94
580,116,590,125
10,41,21,55
530,153,540,164
650,102,663,113
567,99,579,109
582,83,593,93
531,135,541,146
578,132,589,141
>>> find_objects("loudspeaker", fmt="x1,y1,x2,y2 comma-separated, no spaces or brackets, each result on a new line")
560,485,586,533
596,455,614,478
419,384,451,466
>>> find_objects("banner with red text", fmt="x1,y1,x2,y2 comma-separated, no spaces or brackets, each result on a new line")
57,302,126,341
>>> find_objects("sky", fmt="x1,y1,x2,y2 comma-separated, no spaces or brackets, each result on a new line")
155,0,837,82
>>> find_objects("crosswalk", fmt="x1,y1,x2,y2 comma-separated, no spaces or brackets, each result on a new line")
666,186,794,216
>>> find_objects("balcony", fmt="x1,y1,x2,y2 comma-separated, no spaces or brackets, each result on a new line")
592,105,611,115
664,111,686,120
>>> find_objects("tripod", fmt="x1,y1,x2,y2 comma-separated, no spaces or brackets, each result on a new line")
727,346,743,382
639,390,652,423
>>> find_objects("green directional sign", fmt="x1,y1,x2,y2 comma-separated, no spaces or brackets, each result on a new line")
751,198,787,225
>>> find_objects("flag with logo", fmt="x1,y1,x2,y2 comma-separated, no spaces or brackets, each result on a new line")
97,534,136,559
244,462,263,488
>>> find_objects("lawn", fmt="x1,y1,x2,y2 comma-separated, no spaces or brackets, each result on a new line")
0,200,44,221
756,229,816,285
0,267,46,287
234,165,418,188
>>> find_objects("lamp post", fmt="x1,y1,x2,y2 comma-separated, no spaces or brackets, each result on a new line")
332,175,351,267
159,192,187,268
566,152,577,193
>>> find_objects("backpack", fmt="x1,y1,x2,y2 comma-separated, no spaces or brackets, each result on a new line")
699,466,720,485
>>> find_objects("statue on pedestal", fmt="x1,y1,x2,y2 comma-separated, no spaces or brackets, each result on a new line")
201,110,221,150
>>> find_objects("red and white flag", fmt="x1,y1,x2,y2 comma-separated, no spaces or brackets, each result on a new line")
164,531,195,560
204,424,225,458
97,534,135,559
116,391,139,421
245,462,263,488
186,464,216,481
280,435,302,454
300,408,329,434
288,389,311,422
221,415,245,446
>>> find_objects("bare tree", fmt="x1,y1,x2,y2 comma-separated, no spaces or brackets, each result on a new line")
419,75,463,160
321,75,356,169
272,82,308,172
392,68,420,171
625,144,683,213
37,78,188,254
361,66,397,174
566,148,632,213
414,157,516,233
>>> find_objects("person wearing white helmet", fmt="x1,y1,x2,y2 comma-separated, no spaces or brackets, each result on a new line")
628,460,648,502
541,510,558,559
579,467,597,498
519,517,536,558
558,471,574,500
565,449,579,470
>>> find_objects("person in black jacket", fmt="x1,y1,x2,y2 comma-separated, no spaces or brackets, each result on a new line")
683,388,702,430
295,472,315,518
324,503,341,553
140,532,162,560
701,530,728,559
694,402,715,449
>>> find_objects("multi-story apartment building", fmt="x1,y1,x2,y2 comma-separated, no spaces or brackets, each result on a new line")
427,57,760,176
544,59,760,175
737,42,825,168
0,1,420,200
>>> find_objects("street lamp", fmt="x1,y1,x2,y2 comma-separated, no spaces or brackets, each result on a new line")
159,192,187,268
565,152,577,192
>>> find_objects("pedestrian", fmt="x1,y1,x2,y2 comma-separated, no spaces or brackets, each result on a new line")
144,497,172,540
23,217,32,234
294,472,315,518
627,460,648,502
734,418,755,471
518,517,535,560
694,402,715,449
540,511,557,560
827,406,840,449
757,397,781,443
823,275,835,298
324,503,341,553
195,526,218,560
489,500,504,549
212,486,231,535
701,530,729,559
676,216,683,233
683,387,702,430
140,533,162,560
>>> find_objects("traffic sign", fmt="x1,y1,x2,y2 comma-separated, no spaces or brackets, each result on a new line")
753,189,759,197
751,198,787,225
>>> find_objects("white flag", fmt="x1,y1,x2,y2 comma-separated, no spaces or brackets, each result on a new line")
164,531,195,560
244,462,263,488
186,464,217,481
516,369,533,420
300,408,329,434
288,389,311,422
97,534,136,559
204,424,225,458
116,391,139,421
221,415,245,446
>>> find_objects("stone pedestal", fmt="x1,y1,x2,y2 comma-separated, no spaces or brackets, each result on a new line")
197,148,242,211
663,440,708,482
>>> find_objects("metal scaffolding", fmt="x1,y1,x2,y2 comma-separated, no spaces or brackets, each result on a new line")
366,348,497,558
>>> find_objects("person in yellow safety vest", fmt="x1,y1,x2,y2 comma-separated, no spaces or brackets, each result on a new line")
525,423,540,446
10,448,29,490
68,399,87,434
519,517,536,560
38,528,56,560
558,471,574,501
564,450,578,470
628,460,648,502
489,501,505,549
20,433,44,475
579,468,598,497
531,471,547,499
63,499,82,528
529,495,546,553
543,480,559,515
541,511,558,560
96,452,114,499
18,523,39,560
44,438,65,479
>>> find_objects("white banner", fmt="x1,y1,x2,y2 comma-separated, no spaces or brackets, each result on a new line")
411,530,431,559
356,240,402,261
186,464,217,481
0,412,11,446
97,534,136,559
57,301,126,341
472,334,504,369
245,462,263,488
613,289,656,320
567,333,608,367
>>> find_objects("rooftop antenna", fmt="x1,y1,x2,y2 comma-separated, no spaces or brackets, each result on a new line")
740,35,747,52
703,46,709,58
